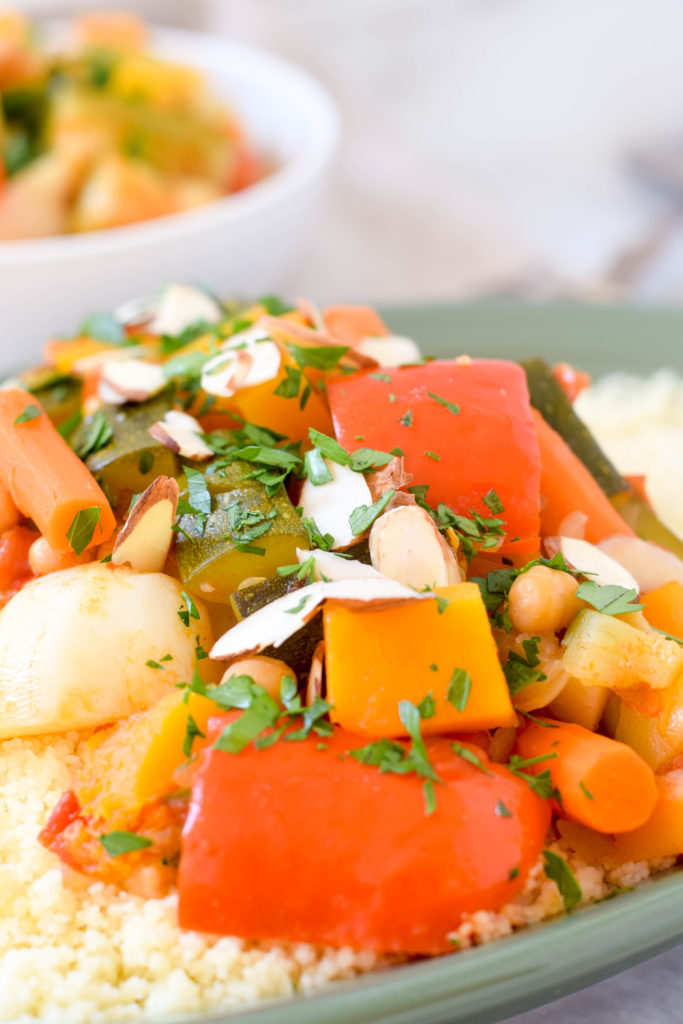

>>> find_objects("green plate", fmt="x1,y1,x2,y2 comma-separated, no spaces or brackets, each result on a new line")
200,302,683,1024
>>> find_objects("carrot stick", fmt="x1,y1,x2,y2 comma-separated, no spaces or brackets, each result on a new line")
531,408,635,543
516,718,657,833
642,581,683,639
322,305,388,347
0,389,115,553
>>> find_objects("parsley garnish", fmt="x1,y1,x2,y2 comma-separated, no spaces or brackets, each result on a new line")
451,743,492,775
138,449,154,475
575,581,644,616
66,507,102,556
426,390,459,416
503,636,547,695
483,488,504,515
288,344,349,371
14,403,41,425
446,668,472,712
425,450,441,461
99,830,153,857
211,674,333,753
508,866,520,880
579,780,594,800
307,428,393,473
258,295,294,315
302,516,334,551
369,372,391,382
222,500,276,545
495,800,513,818
285,595,310,615
81,311,125,344
304,447,333,486
185,467,212,517
543,849,582,911
278,556,316,585
182,714,206,758
398,409,413,427
76,410,113,458
178,591,200,627
348,489,395,536
507,753,560,799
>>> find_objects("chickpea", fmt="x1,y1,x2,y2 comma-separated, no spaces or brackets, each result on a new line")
508,565,582,634
220,656,296,702
28,536,94,576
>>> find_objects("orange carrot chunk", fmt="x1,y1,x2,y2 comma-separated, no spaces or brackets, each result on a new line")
516,719,658,834
642,581,683,640
322,305,388,346
0,389,115,553
531,408,635,543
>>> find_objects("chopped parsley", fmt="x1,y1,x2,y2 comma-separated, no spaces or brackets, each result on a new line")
288,344,349,371
307,428,393,473
13,403,41,425
575,581,644,616
178,591,200,627
369,372,391,382
81,311,125,344
495,800,513,818
302,516,334,551
446,668,472,712
273,364,302,399
426,390,459,416
99,830,153,857
66,507,102,556
451,743,492,775
503,636,547,695
398,409,413,428
506,753,560,799
185,467,212,517
222,501,277,545
508,866,520,880
543,849,582,911
285,595,310,616
138,449,155,475
579,780,594,800
182,714,206,758
304,447,334,486
278,556,316,585
424,450,441,461
483,488,504,515
348,489,395,536
76,409,113,458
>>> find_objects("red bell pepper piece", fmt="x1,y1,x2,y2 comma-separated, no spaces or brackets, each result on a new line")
178,720,550,953
327,359,541,553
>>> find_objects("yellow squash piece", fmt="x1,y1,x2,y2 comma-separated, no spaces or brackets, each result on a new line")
324,582,516,737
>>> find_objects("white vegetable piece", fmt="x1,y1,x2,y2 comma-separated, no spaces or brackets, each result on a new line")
369,505,462,589
100,359,167,403
558,536,640,592
354,333,421,367
112,476,179,573
598,535,683,593
211,577,429,661
200,326,282,398
296,546,384,582
0,563,213,738
299,459,373,549
148,409,214,460
148,283,223,336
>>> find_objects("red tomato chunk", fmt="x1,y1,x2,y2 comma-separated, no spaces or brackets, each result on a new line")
178,721,550,953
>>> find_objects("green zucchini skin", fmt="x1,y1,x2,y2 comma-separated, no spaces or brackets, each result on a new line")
230,575,302,620
521,358,628,498
73,396,179,506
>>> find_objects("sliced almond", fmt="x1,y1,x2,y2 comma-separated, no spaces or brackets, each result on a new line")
369,504,462,589
296,297,326,332
95,379,126,408
355,333,422,367
71,345,145,379
598,535,683,593
114,292,157,329
100,359,166,403
305,640,325,706
259,315,378,370
210,577,428,661
112,475,179,572
366,456,412,502
148,283,223,337
299,460,373,550
200,326,282,398
559,536,640,592
296,546,384,582
148,409,213,460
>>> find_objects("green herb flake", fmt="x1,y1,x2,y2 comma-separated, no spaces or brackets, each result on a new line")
66,506,102,556
398,409,413,428
503,636,547,695
182,714,206,758
495,800,513,818
304,447,334,486
429,663,438,672
451,742,492,775
13,403,41,425
575,581,644,616
483,488,504,515
285,595,310,615
543,849,582,912
508,865,520,880
77,410,114,459
426,390,460,416
146,659,165,670
579,780,594,800
348,489,395,536
369,372,391,382
99,830,153,858
417,693,437,719
288,344,349,372
138,450,155,475
446,668,472,712
273,364,302,399
390,446,405,457
178,591,200,627
81,312,125,345
425,450,441,461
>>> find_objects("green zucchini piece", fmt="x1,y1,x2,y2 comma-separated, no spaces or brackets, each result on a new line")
521,358,627,497
230,574,302,621
72,396,178,506
22,370,82,434
175,476,309,603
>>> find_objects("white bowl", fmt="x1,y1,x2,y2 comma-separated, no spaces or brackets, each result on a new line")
0,23,340,370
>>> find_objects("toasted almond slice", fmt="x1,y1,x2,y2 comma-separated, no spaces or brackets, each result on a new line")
559,536,640,592
299,460,373,550
598,536,683,593
366,456,412,502
259,315,378,370
200,326,282,398
305,640,325,705
96,379,126,408
148,409,213,460
210,577,428,661
112,475,179,572
148,283,223,337
71,345,145,379
369,504,462,589
100,359,166,403
296,297,326,332
355,334,422,367
296,546,384,582
114,292,157,328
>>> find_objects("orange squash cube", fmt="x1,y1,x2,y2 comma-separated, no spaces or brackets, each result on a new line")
324,582,516,737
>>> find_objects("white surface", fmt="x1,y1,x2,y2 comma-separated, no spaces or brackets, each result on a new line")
0,22,339,368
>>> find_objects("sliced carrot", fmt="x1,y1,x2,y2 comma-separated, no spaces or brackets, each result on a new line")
642,581,683,639
516,719,657,833
323,305,388,347
531,408,635,543
0,390,115,553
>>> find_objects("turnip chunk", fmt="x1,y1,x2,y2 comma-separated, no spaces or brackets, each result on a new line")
370,505,462,589
558,536,640,592
0,563,214,738
296,547,384,582
148,282,223,336
355,334,422,367
211,578,430,661
299,460,373,549
598,536,683,593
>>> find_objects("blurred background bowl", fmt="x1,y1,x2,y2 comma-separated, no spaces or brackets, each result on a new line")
0,21,340,368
